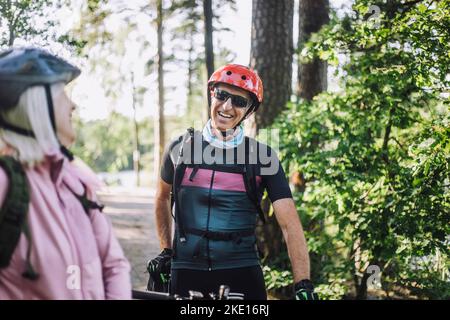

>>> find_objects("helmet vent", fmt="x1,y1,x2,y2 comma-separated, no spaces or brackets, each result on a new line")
241,75,246,80
226,71,232,75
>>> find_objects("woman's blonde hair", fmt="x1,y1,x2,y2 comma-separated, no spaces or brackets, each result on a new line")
0,83,64,166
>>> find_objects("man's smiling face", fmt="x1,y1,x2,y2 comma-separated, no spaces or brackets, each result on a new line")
210,83,252,132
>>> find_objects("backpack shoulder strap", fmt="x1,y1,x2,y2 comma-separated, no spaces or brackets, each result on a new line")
0,156,29,267
0,156,38,279
243,137,266,223
171,127,196,243
64,180,104,216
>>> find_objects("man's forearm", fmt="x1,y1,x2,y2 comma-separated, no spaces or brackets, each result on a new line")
283,221,311,282
274,199,311,282
155,197,172,249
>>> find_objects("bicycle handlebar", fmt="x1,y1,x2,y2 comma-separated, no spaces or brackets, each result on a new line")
132,290,175,300
132,285,244,300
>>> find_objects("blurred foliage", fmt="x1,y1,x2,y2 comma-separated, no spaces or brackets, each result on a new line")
72,112,154,173
71,111,204,174
0,0,54,46
272,0,449,299
0,0,85,51
263,265,293,291
67,0,240,174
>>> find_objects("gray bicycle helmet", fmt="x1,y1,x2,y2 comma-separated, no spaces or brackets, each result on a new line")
0,47,81,111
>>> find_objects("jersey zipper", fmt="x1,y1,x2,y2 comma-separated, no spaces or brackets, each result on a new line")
206,168,215,271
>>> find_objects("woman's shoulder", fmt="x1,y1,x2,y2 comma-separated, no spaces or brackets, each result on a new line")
64,158,104,193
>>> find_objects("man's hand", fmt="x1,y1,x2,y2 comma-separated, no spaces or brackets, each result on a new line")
146,248,173,292
295,279,319,300
147,248,173,274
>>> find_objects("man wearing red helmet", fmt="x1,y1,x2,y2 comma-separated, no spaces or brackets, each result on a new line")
149,64,317,300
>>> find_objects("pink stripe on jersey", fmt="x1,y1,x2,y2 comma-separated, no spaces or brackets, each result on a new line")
181,167,262,192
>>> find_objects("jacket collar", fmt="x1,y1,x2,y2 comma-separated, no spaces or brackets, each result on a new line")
42,149,67,185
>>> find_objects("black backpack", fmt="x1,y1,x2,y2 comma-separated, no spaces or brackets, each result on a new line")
0,156,104,280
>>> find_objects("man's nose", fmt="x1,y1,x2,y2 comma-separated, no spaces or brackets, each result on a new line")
222,98,233,111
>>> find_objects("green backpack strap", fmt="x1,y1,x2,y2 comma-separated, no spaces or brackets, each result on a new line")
64,180,104,216
0,156,39,280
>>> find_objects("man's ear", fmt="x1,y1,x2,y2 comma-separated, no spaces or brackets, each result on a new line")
209,86,216,97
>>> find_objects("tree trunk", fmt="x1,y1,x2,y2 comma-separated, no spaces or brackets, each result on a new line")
249,0,294,266
296,0,329,284
7,0,15,46
297,0,329,99
248,0,294,131
186,29,195,117
8,27,15,46
356,271,370,300
203,0,214,117
154,0,165,181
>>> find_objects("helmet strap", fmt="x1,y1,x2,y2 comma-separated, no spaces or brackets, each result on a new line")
60,145,74,161
234,106,254,129
44,84,74,161
44,84,57,133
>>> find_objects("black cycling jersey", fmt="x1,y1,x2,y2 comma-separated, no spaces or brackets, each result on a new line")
160,133,293,271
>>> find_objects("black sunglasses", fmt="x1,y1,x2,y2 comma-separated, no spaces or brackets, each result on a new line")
213,88,251,109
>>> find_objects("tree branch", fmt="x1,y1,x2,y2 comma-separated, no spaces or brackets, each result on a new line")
10,4,29,35
390,136,408,154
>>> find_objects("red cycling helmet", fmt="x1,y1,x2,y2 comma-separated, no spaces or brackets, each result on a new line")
208,64,263,110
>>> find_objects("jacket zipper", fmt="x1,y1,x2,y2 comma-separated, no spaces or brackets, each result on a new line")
206,169,215,271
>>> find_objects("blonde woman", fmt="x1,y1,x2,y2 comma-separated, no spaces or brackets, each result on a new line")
0,48,131,299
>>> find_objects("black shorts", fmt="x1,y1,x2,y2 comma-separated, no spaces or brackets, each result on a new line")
170,266,267,300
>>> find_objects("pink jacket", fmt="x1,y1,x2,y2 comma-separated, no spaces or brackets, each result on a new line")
0,151,131,299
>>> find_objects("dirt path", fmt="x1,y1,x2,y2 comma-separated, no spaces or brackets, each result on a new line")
97,187,160,290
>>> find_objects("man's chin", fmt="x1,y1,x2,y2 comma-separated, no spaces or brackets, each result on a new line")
212,119,235,132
